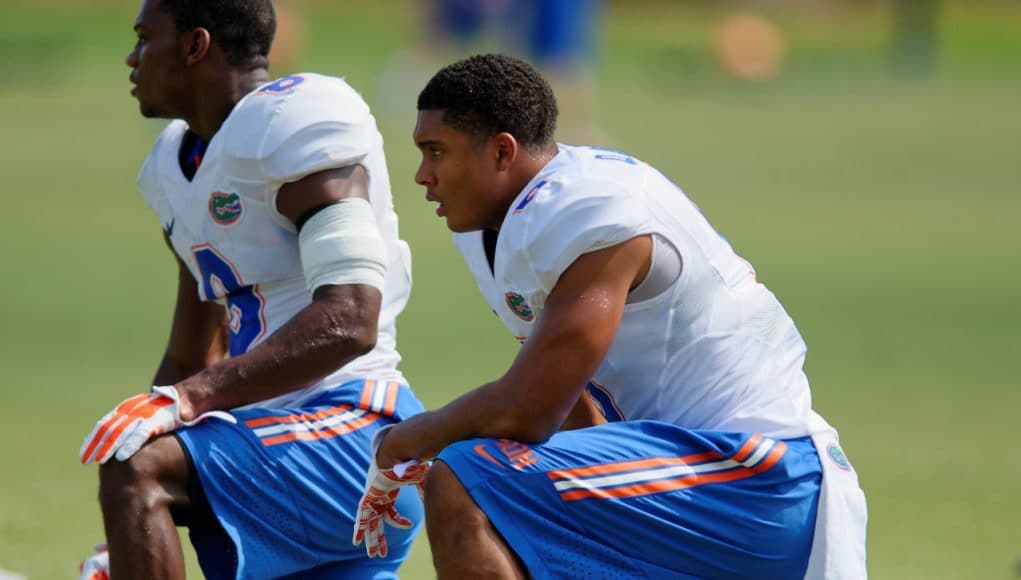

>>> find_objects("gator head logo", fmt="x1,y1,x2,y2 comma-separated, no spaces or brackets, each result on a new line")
208,192,242,226
826,442,853,472
504,291,534,322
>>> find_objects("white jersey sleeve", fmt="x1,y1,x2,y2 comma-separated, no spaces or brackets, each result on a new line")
511,178,656,295
220,73,382,202
510,178,653,294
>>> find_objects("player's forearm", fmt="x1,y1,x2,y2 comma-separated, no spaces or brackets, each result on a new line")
379,376,580,468
379,383,525,466
381,322,611,466
154,323,229,384
153,354,211,386
174,290,379,419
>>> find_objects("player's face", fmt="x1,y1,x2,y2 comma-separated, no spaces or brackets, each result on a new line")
413,109,511,233
126,0,187,118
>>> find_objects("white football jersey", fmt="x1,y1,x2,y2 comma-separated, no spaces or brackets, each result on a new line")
455,144,823,438
137,73,412,408
458,144,868,577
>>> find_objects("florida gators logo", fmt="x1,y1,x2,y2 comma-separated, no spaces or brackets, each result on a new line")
209,192,242,226
826,442,853,472
504,291,534,322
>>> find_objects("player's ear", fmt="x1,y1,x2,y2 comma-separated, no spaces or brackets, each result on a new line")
493,132,518,172
183,27,212,66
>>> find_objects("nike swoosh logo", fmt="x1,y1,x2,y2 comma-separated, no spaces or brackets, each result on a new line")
473,444,507,470
163,218,175,236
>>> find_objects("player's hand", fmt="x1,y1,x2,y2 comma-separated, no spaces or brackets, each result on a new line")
353,425,430,558
79,386,236,465
78,543,108,580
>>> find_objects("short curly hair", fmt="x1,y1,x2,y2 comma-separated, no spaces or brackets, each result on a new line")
418,54,558,153
159,0,275,67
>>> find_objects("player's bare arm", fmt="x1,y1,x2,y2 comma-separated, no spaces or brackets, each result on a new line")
376,235,652,468
153,243,229,386
172,165,382,420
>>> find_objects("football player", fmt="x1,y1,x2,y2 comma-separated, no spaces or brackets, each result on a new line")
79,0,423,577
361,53,868,579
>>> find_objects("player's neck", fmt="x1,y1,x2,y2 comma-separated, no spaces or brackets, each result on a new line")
512,148,556,194
186,68,271,142
490,147,558,231
518,144,557,183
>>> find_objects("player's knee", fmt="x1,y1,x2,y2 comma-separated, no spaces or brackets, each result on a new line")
98,435,186,512
425,461,487,530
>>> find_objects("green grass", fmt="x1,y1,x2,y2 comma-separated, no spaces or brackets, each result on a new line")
0,1,1019,578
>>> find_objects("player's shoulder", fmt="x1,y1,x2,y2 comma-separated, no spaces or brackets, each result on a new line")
507,146,648,227
558,144,650,189
221,72,373,160
453,230,483,256
239,72,370,122
148,119,188,158
500,146,654,258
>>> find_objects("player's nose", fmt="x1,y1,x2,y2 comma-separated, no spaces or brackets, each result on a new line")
414,161,434,187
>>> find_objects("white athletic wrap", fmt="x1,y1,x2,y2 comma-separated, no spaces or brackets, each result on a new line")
298,198,388,292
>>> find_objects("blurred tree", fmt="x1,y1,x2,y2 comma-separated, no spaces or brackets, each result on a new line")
891,0,939,77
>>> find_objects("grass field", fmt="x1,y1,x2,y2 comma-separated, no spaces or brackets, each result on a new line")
1,1,1019,578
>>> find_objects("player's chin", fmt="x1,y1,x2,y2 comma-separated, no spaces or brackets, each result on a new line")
444,216,474,233
135,98,161,119
137,102,158,118
443,211,491,233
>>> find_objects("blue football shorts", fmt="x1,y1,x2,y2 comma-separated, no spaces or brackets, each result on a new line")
175,378,425,580
438,420,822,579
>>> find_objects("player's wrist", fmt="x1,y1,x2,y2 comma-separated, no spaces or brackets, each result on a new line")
374,425,400,470
166,383,198,421
375,422,427,470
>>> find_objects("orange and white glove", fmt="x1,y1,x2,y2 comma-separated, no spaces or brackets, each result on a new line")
352,426,429,558
79,386,235,465
78,543,108,580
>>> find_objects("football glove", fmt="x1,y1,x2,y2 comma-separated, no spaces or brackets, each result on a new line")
352,425,429,558
79,386,235,465
78,543,108,580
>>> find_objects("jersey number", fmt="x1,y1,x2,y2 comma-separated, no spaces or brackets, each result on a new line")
192,243,267,356
584,146,638,165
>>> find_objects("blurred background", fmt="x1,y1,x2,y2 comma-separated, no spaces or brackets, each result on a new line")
1,0,1018,578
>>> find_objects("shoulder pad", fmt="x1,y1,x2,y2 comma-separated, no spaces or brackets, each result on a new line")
221,73,372,162
506,176,654,289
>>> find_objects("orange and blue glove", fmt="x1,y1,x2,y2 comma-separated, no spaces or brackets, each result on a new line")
79,386,235,465
352,425,429,558
78,543,108,580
